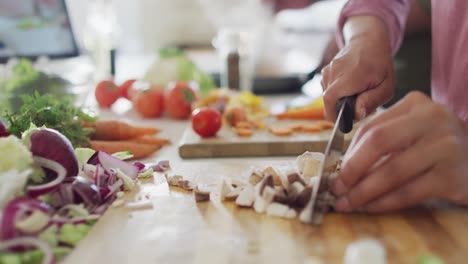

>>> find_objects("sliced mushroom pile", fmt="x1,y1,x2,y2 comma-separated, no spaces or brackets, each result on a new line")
165,151,340,225
223,151,339,224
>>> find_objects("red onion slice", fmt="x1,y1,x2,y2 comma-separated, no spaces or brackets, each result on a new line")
1,198,50,241
0,237,54,263
27,156,67,197
97,151,138,179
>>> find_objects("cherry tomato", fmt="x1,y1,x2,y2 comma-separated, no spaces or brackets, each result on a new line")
132,86,165,118
118,79,136,99
165,81,198,119
192,107,222,138
95,80,120,108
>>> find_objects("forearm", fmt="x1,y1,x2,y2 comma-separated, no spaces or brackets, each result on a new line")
343,16,392,48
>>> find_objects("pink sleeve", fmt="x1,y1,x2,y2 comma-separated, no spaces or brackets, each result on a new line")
336,0,411,55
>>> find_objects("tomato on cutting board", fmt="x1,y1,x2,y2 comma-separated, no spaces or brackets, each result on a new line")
118,79,137,99
192,107,222,138
132,85,165,118
165,81,198,119
95,80,120,108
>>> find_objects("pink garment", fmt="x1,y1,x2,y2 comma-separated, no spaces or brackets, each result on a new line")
337,0,468,121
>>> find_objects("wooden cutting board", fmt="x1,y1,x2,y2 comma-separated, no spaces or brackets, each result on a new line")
63,160,468,264
178,120,355,159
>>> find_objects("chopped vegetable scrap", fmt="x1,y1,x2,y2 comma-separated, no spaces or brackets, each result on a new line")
0,127,171,263
181,151,336,224
268,120,334,137
275,96,325,120
87,120,169,159
5,93,96,148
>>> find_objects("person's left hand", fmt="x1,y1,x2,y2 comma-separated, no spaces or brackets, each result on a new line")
332,91,468,212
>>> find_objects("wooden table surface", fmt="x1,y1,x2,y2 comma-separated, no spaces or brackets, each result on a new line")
62,96,468,264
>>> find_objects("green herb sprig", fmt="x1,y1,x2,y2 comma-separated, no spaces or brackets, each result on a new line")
5,92,97,147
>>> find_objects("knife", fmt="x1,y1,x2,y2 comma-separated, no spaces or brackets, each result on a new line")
301,95,356,224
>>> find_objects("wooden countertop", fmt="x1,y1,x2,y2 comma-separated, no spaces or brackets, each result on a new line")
61,95,468,264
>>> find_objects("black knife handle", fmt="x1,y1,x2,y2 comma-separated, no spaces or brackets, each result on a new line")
336,95,357,133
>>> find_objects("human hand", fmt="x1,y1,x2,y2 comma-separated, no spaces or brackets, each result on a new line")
332,92,468,212
321,16,395,122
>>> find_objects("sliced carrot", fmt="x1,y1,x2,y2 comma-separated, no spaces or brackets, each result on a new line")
90,140,161,159
233,127,253,137
317,120,334,129
274,107,325,120
289,124,304,132
129,135,171,146
269,125,293,136
235,121,253,130
92,120,159,141
299,123,323,133
250,119,266,130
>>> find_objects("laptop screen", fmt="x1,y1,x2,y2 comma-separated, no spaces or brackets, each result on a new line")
0,0,79,61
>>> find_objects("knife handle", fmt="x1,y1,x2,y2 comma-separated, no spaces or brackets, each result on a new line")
336,95,357,133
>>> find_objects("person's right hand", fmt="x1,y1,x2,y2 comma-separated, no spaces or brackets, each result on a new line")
321,16,395,122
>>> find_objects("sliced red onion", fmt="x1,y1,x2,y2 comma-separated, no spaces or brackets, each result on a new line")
104,179,123,200
55,204,89,218
1,198,50,241
15,210,50,234
82,164,97,180
72,177,102,209
58,184,74,206
0,237,54,263
97,151,139,179
27,156,67,197
133,161,146,171
27,128,78,179
92,203,110,215
50,214,100,226
0,119,9,137
151,160,171,172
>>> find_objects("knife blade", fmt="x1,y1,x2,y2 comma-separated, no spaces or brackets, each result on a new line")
301,95,356,224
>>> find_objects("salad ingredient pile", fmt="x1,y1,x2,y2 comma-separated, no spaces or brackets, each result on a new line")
0,124,170,264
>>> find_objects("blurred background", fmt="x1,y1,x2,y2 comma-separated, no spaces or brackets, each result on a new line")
0,0,431,105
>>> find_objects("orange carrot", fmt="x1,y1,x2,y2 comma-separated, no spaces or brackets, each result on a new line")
235,121,254,130
92,120,160,140
268,125,293,136
317,120,334,129
233,127,253,137
90,140,161,159
275,107,325,120
299,124,323,133
129,135,171,146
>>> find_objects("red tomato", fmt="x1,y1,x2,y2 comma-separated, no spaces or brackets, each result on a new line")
132,86,165,118
118,79,136,99
192,107,222,138
95,80,120,108
165,81,198,119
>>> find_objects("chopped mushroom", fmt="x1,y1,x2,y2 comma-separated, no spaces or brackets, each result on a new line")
194,185,211,202
262,202,297,219
249,170,263,185
220,178,234,201
254,186,276,213
178,180,196,191
295,152,324,176
235,186,255,207
261,167,282,186
225,187,242,201
287,172,307,186
167,175,183,186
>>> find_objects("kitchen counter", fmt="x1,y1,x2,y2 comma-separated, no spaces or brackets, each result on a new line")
60,93,468,264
